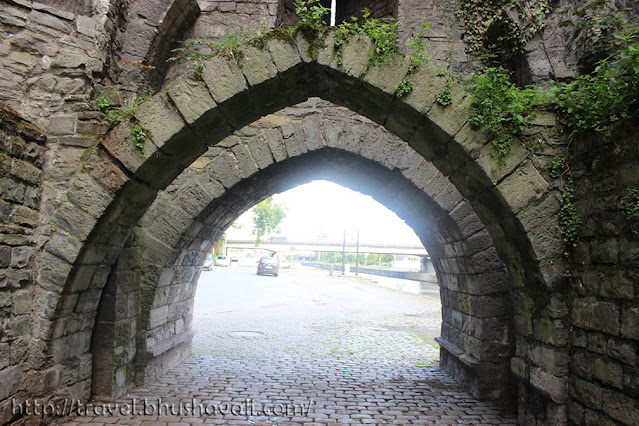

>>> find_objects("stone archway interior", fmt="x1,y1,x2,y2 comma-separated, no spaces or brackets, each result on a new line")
89,99,515,407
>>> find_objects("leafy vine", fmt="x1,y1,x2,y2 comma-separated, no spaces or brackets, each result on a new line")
549,29,639,136
467,67,541,162
621,186,639,236
558,178,581,276
456,0,550,64
333,9,400,68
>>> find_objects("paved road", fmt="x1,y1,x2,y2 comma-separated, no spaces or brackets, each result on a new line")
59,266,517,425
192,265,441,362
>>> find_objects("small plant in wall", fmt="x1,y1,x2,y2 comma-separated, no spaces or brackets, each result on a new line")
92,89,153,123
131,123,147,153
334,9,400,68
294,0,329,31
558,178,581,277
396,20,433,98
92,90,123,125
435,39,456,107
92,88,154,151
396,76,414,98
167,29,252,73
435,75,453,106
621,185,639,236
559,180,580,250
547,155,567,179
468,67,541,162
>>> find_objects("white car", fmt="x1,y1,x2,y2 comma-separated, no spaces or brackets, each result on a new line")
202,257,213,270
215,255,231,267
281,259,296,269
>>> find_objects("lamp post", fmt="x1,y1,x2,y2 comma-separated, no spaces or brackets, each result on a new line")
341,229,346,275
355,229,360,276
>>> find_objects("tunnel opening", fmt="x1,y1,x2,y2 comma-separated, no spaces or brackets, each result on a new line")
90,138,516,411
191,179,443,365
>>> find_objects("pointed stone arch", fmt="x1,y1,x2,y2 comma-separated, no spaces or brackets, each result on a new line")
89,100,515,403
36,30,566,417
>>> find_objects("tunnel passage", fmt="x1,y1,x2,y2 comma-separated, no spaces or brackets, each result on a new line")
91,100,517,404
37,33,564,419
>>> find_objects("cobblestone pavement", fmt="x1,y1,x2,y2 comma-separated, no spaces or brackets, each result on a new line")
60,266,517,425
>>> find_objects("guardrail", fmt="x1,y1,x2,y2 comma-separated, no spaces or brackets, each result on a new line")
302,262,438,282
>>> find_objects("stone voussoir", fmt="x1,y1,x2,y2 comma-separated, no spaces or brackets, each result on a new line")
134,92,187,148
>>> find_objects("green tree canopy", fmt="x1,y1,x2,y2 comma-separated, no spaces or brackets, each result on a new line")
252,197,288,244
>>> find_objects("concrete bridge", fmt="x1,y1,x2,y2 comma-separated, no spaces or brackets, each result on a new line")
0,0,638,425
226,238,429,256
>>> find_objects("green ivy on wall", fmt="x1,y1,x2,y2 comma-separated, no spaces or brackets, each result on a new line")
467,67,541,162
455,0,550,63
621,186,639,235
550,30,639,136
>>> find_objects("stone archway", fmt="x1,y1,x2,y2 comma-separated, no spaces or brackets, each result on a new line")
89,99,516,405
35,30,565,419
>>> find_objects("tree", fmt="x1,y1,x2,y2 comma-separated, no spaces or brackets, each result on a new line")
366,253,379,266
252,197,288,244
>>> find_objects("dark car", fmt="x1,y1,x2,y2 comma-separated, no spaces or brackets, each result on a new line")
257,256,279,277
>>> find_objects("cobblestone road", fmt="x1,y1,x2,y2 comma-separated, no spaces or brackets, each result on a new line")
60,266,517,425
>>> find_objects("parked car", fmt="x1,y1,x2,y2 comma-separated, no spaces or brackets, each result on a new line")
215,255,231,267
257,256,279,277
202,256,213,271
281,259,296,269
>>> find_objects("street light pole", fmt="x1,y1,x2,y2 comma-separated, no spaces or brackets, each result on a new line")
341,229,346,275
355,229,360,276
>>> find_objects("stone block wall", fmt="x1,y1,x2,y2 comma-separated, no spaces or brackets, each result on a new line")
0,1,638,425
0,105,45,423
197,0,278,36
0,0,106,126
565,129,639,425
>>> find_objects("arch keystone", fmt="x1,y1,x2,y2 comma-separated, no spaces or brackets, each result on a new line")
294,32,314,63
316,30,339,68
267,37,309,107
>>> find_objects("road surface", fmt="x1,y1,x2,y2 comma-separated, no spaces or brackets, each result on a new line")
192,264,442,362
60,266,518,424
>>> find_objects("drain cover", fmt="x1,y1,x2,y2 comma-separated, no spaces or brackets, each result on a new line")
228,331,265,339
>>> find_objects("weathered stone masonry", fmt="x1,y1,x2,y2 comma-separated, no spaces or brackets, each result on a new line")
0,0,639,425
94,98,518,404
0,105,45,419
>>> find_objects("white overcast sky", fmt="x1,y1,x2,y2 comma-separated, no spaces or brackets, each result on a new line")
226,180,424,246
